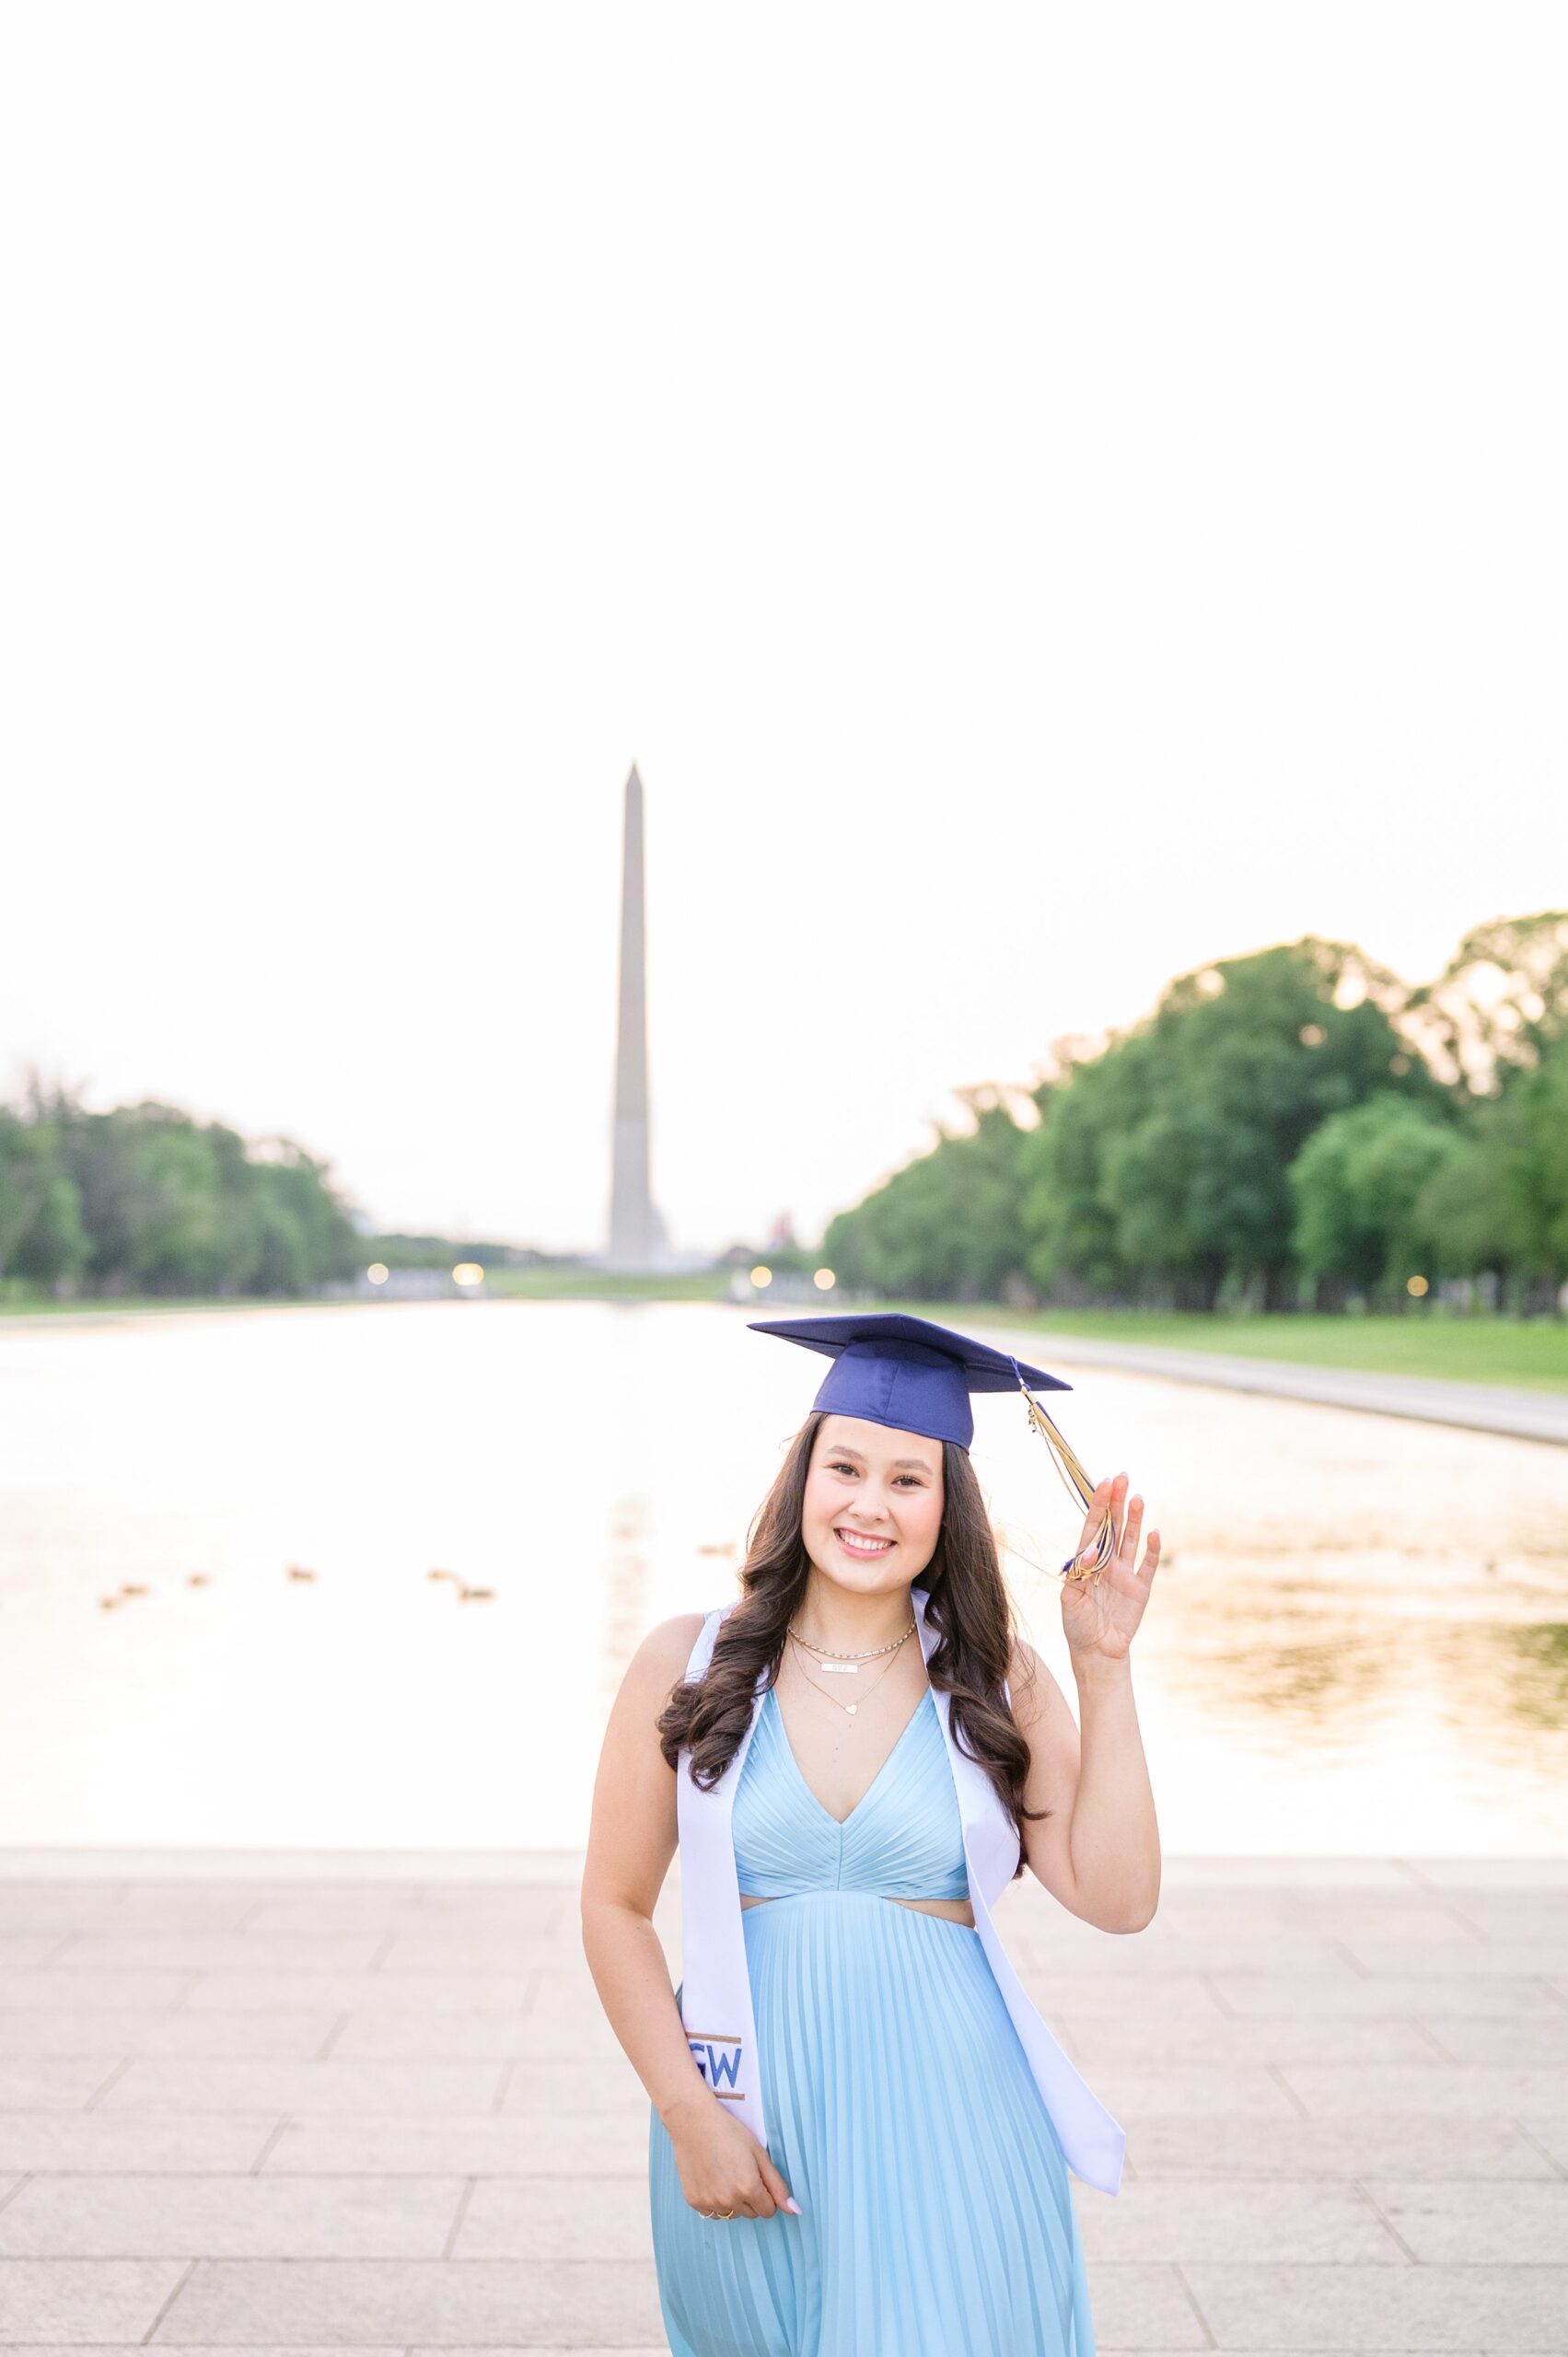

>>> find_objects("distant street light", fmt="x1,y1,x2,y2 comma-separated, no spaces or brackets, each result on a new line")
452,1263,485,1287
750,1264,772,1288
813,1267,835,1291
366,1263,389,1284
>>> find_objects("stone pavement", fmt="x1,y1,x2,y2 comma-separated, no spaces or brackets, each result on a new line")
0,1848,1563,2354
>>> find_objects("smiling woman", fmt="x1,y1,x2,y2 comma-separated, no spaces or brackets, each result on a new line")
579,1311,1164,2356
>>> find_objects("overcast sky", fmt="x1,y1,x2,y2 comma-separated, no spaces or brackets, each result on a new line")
3,4,1562,1253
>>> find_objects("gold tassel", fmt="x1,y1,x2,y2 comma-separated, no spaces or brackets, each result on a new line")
1016,1377,1115,1583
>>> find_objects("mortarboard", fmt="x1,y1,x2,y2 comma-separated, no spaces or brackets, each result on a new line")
748,1310,1115,1580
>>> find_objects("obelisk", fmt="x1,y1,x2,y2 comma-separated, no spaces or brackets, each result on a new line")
607,763,668,1268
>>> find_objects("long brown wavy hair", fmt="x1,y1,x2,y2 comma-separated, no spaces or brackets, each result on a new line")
655,1410,1049,1880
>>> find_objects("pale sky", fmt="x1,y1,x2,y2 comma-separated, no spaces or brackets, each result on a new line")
3,5,1563,1253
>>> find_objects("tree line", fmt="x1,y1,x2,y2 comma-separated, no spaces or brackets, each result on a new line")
821,914,1568,1317
6,911,1564,1314
0,1084,362,1299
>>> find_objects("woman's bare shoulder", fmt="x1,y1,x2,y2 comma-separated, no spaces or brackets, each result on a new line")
641,1609,709,1671
621,1610,713,1697
605,1611,711,1732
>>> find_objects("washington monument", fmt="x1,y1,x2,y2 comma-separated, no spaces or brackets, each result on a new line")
605,762,669,1269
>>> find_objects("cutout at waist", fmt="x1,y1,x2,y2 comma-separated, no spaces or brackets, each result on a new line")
739,1891,975,1927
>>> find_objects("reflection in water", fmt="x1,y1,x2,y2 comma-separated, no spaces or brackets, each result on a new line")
1505,1621,1568,1731
1204,1628,1393,1721
0,1298,1562,1854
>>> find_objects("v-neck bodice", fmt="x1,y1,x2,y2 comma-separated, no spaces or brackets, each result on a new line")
733,1683,970,1900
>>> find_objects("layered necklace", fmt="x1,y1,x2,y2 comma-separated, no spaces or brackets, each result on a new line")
784,1612,916,1719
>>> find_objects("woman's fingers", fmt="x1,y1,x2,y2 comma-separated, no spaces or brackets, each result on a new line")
1078,1471,1119,1551
697,2187,761,2218
1118,1492,1144,1567
728,2165,769,2217
683,2118,799,2222
759,2155,798,2215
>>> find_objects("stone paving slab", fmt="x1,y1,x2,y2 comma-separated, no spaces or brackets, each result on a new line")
94,2060,513,2116
0,2117,279,2174
178,1974,539,2014
51,1934,392,1974
1342,1939,1568,1978
0,1852,593,1884
145,2257,668,2346
0,1940,64,1972
1425,2017,1568,2064
1360,2178,1568,2265
0,1973,201,2010
1178,2263,1568,2351
0,2347,406,2357
0,2011,344,2060
1079,2178,1408,2263
452,2177,665,2265
1055,2014,1446,2065
1269,2063,1568,2118
0,2175,469,2259
1206,1972,1567,2018
1415,1858,1568,1888
1022,1932,1388,1973
0,2258,190,2341
1,2349,1540,2357
0,1852,1563,2353
256,2114,680,2177
0,2061,119,2112
1118,2113,1562,2181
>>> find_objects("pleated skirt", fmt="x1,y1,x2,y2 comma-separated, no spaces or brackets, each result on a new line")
648,1888,1097,2357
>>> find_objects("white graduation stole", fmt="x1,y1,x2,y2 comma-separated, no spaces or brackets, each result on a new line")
674,1580,1127,2196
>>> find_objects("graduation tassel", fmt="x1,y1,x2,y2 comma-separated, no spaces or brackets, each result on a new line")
1012,1364,1115,1582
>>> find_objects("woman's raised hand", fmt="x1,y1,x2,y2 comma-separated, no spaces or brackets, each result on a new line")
668,2092,801,2222
1062,1472,1161,1664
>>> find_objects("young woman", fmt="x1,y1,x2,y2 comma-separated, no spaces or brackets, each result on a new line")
581,1314,1162,2356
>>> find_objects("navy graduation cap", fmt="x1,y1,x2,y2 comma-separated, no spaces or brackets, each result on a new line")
748,1310,1116,1580
746,1311,1066,1451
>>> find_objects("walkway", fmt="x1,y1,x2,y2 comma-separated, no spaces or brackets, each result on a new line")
970,1324,1568,1447
0,1847,1562,2352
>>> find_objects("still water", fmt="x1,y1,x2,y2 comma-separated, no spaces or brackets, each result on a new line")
0,1299,1562,1854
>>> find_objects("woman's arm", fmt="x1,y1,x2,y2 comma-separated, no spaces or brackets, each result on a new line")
579,1612,717,2129
1006,1471,1163,1933
579,1614,801,2220
1009,1642,1160,1932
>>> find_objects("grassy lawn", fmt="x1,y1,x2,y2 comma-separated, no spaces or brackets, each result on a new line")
481,1266,727,1302
0,1268,731,1318
0,1293,364,1321
873,1299,1568,1396
6,1279,1565,1395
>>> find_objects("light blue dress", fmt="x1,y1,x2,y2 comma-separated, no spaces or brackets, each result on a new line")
648,1682,1098,2355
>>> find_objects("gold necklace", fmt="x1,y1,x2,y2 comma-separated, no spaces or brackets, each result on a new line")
785,1616,914,1676
785,1627,912,1718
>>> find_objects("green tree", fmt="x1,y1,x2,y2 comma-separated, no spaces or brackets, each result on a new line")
1020,939,1446,1309
822,1086,1034,1302
0,1109,57,1274
1413,1035,1568,1311
1287,1092,1464,1305
3,1086,362,1300
8,1172,90,1286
